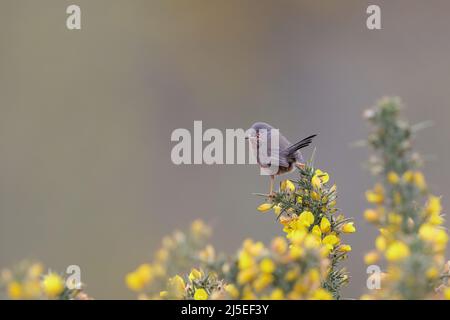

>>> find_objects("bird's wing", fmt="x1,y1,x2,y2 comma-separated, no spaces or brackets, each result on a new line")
257,145,290,168
271,153,290,168
282,134,317,157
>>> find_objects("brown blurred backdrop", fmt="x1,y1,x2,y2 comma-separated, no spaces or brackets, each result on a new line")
1,0,450,298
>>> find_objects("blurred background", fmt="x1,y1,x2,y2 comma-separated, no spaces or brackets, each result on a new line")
1,0,450,299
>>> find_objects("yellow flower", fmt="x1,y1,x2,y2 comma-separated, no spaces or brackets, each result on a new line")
23,280,41,299
366,184,384,204
125,272,144,291
241,285,257,300
307,269,321,283
428,213,444,226
159,291,168,298
271,237,287,255
260,258,275,274
385,241,410,262
167,275,186,299
434,229,449,250
156,249,169,262
311,191,321,201
281,179,296,192
388,213,402,226
375,235,387,252
136,264,153,284
194,288,208,300
402,170,414,183
312,225,322,237
418,224,448,251
28,263,44,279
7,281,23,300
444,287,450,300
320,217,331,233
253,274,274,292
315,169,330,183
393,192,402,205
426,196,442,216
270,288,284,300
289,245,304,259
237,267,258,285
364,209,380,223
419,224,435,242
387,171,399,184
304,234,321,249
189,268,203,281
238,251,255,269
339,244,352,252
292,281,307,297
284,267,300,282
298,211,314,227
225,284,239,299
322,234,340,249
257,203,273,213
341,222,356,233
191,219,211,238
311,175,322,189
364,251,380,265
425,267,439,279
273,204,282,215
42,273,65,298
198,245,215,262
310,288,333,300
248,241,265,256
414,171,426,190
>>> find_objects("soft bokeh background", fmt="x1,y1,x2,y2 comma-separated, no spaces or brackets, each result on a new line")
1,0,450,299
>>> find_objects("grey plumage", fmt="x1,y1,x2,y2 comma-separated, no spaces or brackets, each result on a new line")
247,122,316,175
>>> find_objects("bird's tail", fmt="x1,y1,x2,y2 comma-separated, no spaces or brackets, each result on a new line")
284,134,317,156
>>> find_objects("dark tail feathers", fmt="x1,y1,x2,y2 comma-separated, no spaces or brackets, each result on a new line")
284,134,317,156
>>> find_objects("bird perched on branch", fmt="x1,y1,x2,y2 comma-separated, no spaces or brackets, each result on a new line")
246,122,316,197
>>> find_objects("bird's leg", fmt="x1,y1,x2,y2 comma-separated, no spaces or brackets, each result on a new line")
251,175,276,200
269,175,275,200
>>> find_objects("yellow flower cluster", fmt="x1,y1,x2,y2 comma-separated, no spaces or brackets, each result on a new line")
1,261,44,300
257,166,354,298
160,275,186,299
362,97,450,300
125,219,216,299
160,268,224,300
0,260,88,300
125,263,158,293
224,235,332,300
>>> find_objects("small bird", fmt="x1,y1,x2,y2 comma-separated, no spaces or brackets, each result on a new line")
246,122,316,197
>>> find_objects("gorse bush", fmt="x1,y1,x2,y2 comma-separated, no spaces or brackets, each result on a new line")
124,219,222,299
256,166,355,299
361,97,450,299
1,97,450,300
152,163,349,300
223,235,332,300
158,232,332,300
0,260,90,300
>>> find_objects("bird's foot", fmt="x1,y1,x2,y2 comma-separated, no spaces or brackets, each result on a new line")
295,162,306,170
252,192,276,200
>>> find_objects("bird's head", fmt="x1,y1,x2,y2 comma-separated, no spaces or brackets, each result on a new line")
246,122,274,142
